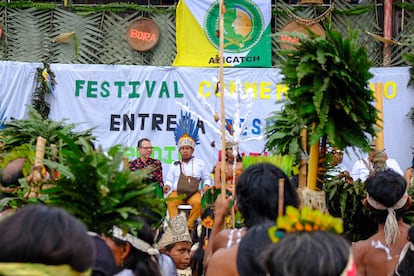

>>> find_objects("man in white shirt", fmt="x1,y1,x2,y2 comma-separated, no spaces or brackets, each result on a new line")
163,112,212,231
350,141,403,182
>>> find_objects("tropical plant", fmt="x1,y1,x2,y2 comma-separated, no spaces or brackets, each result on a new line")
0,106,95,165
404,185,414,226
0,134,165,233
41,134,165,234
403,35,414,88
242,155,295,177
404,39,414,123
324,178,376,242
265,26,379,188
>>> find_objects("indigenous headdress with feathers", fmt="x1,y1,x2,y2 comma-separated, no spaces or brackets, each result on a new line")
268,206,343,244
175,111,199,149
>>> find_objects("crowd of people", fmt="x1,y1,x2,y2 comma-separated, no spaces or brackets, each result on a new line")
2,116,414,276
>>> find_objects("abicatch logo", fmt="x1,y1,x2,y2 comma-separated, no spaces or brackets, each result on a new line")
204,0,264,53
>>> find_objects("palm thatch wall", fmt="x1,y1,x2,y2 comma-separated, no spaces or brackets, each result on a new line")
0,0,413,67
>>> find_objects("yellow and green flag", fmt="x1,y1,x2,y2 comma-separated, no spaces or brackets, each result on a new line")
173,0,272,68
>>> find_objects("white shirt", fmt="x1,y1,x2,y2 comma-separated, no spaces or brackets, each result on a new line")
114,269,134,276
326,163,349,181
350,157,403,182
164,157,212,196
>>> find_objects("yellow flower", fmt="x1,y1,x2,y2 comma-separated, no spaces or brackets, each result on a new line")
295,222,304,231
304,223,313,232
202,216,214,229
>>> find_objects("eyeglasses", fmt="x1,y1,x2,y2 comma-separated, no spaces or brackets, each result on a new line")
140,147,153,150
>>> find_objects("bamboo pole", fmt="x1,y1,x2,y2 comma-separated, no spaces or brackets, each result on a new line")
298,127,307,188
123,156,130,170
375,83,384,150
219,0,227,200
278,178,285,217
306,124,319,190
25,136,47,198
307,143,319,190
34,136,46,168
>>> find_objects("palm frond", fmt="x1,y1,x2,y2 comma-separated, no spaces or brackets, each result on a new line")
43,135,165,233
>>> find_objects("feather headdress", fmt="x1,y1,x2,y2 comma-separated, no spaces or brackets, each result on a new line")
174,111,199,149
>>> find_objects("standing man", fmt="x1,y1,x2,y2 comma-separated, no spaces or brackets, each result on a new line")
129,138,164,189
129,138,165,227
163,111,212,231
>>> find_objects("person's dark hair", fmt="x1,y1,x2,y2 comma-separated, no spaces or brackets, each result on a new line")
1,157,26,187
0,204,94,272
394,226,414,276
137,138,151,148
237,221,274,276
226,152,242,162
190,206,214,276
164,243,175,252
113,218,162,276
264,231,351,276
235,163,299,228
90,235,117,276
365,169,408,224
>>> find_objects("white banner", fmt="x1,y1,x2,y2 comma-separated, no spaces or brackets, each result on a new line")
1,61,413,174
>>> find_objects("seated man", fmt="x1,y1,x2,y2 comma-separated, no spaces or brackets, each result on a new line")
163,112,212,231
351,140,403,182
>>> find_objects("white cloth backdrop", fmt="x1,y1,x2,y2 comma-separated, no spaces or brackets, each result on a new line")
1,61,413,175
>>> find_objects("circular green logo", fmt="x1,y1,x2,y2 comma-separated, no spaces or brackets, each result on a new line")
204,0,264,53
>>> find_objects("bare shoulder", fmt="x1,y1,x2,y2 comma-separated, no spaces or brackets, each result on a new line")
205,246,239,276
212,229,232,253
352,239,371,258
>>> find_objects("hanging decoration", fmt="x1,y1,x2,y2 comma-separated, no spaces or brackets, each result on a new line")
33,62,56,120
126,18,160,52
51,31,75,43
51,31,79,59
279,20,325,50
282,3,334,26
365,31,402,45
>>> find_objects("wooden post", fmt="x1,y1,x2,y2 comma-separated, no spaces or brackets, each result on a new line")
278,178,285,217
306,124,319,190
298,127,307,188
123,156,130,170
35,136,46,168
219,0,227,200
375,82,384,150
383,0,393,66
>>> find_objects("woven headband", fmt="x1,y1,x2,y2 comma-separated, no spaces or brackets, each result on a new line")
111,226,159,255
366,192,408,246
